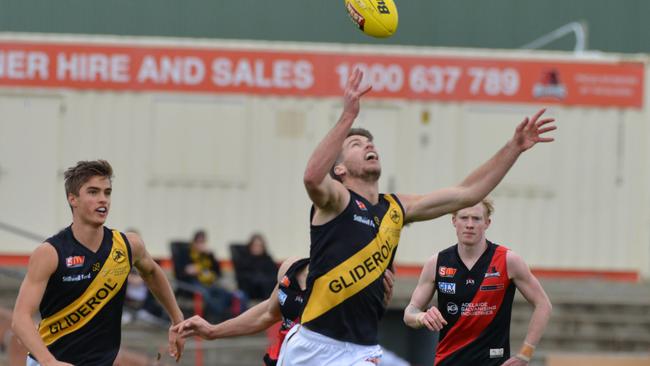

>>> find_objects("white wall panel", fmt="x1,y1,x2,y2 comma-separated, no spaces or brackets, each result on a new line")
0,94,63,247
0,38,648,277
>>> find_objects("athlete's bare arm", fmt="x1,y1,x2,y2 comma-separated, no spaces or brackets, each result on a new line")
173,257,396,340
303,69,371,223
502,251,552,365
12,243,73,366
173,257,300,339
127,232,185,361
403,255,448,331
399,109,556,224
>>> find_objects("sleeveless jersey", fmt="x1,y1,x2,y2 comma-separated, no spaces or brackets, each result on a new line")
33,226,132,365
434,241,516,366
263,258,309,366
302,190,404,345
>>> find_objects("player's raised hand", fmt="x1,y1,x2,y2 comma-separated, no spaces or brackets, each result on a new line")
511,108,556,152
342,68,372,119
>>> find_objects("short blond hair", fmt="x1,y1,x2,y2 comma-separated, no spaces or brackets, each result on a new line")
453,198,494,219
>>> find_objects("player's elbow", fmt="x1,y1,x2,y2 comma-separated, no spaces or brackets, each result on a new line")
303,169,323,190
543,298,553,316
11,312,25,337
536,297,553,319
457,188,484,209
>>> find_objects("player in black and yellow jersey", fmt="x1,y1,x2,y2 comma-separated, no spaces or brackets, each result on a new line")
12,160,185,366
171,258,394,366
278,68,557,365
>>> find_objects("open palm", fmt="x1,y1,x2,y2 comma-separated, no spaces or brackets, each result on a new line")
342,68,372,119
512,108,556,152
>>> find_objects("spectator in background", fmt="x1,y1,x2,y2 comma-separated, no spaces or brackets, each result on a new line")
122,229,148,324
177,230,247,321
238,233,278,300
122,268,148,324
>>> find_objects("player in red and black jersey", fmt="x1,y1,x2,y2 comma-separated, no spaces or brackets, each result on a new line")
404,199,552,366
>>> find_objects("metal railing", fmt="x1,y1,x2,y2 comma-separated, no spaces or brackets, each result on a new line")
521,21,588,53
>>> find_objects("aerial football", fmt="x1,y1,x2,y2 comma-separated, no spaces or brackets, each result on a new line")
345,0,399,38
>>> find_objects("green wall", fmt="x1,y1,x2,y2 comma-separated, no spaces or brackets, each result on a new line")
1,0,649,53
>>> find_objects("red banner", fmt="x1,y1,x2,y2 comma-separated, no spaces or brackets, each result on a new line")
0,41,644,108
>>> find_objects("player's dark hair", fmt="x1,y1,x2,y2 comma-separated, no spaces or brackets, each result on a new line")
64,160,113,197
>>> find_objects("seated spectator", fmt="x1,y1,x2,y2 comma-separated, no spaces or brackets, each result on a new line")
122,268,148,324
177,230,247,321
237,233,278,300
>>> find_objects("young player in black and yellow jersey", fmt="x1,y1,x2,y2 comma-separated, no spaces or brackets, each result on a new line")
12,160,185,366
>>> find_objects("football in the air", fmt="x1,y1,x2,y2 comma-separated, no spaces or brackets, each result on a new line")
344,0,399,38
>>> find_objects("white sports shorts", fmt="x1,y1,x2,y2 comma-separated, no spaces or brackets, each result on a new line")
277,325,383,366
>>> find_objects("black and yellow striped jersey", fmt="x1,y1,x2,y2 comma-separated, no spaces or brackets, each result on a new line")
33,225,132,365
302,190,404,345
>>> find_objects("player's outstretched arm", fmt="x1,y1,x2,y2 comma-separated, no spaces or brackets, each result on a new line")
303,68,371,212
502,251,552,365
128,232,185,362
174,296,280,340
12,244,73,366
403,255,447,331
172,257,298,340
400,109,556,223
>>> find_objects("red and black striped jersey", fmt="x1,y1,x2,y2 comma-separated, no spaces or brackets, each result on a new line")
264,258,309,366
434,241,516,366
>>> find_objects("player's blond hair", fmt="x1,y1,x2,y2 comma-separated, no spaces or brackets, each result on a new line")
452,198,494,220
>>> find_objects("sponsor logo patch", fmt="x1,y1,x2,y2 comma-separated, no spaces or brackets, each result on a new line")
353,214,376,228
465,278,475,285
62,273,92,282
480,284,505,291
65,256,85,268
461,302,497,316
389,209,400,224
490,348,504,358
112,249,126,263
278,289,288,306
438,282,456,294
485,266,501,278
355,200,368,211
438,266,457,278
447,302,458,315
